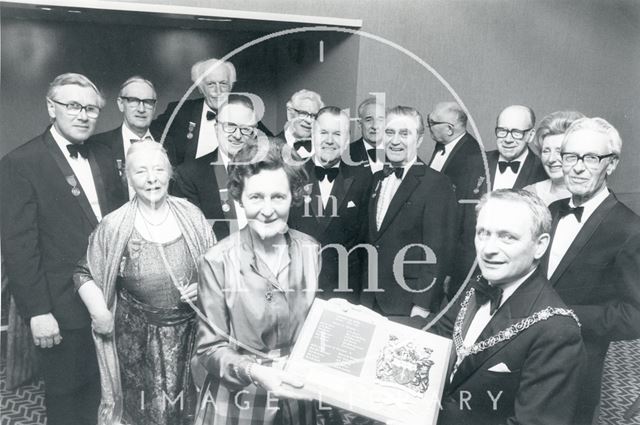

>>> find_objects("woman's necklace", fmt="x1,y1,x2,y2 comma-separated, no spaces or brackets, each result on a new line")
137,204,170,242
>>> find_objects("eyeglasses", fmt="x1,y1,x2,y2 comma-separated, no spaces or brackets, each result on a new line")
49,99,100,118
219,121,256,136
427,118,454,128
290,108,317,120
495,127,533,140
561,152,616,168
205,81,231,91
119,96,157,109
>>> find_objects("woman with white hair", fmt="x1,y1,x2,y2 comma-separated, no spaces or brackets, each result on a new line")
74,141,215,425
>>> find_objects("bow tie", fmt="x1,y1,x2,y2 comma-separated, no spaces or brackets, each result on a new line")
498,160,521,174
434,142,446,155
294,139,312,152
130,136,153,144
559,203,585,223
382,165,404,179
475,276,503,315
367,148,384,162
206,110,217,121
315,166,339,183
67,144,89,159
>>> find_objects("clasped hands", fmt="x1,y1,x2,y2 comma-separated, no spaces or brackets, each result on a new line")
249,363,309,400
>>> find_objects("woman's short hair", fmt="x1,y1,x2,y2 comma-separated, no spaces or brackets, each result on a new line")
125,141,173,180
533,110,585,153
47,73,105,108
476,189,551,238
228,139,309,206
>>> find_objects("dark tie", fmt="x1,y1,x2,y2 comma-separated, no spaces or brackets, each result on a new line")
434,142,446,155
206,110,217,121
294,139,312,152
315,166,339,183
67,144,89,159
382,165,404,179
367,148,383,162
498,161,521,174
474,276,503,315
559,203,585,223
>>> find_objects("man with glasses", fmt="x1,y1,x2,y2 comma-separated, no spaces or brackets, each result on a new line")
544,117,640,424
427,101,486,299
349,96,386,173
171,94,260,240
487,105,547,190
91,76,169,199
0,73,125,425
152,58,272,165
275,89,324,159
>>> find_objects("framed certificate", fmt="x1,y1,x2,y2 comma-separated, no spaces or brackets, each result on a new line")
286,298,452,425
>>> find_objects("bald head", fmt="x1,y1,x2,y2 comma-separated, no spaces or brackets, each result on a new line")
496,105,535,129
428,101,467,143
495,105,536,160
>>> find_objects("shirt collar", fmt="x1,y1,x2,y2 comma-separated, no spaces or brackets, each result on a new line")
50,126,79,158
121,123,153,142
312,156,340,169
493,267,537,307
499,146,529,163
569,186,610,221
442,132,465,155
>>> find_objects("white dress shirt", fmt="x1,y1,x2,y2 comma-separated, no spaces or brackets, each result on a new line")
375,158,416,230
196,103,219,159
493,148,529,190
50,126,102,221
121,124,154,199
429,132,465,172
547,187,610,278
284,124,313,159
219,151,247,229
313,158,340,208
361,139,385,174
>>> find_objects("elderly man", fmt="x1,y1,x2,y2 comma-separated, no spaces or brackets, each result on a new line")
170,94,260,241
288,106,372,303
275,89,324,159
349,96,386,173
428,101,487,298
361,106,457,327
434,189,585,425
152,58,271,165
487,105,547,190
91,76,171,199
543,117,640,424
0,73,125,424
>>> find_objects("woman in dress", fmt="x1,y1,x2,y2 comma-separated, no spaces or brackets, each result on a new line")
74,141,214,425
524,110,585,205
193,139,319,425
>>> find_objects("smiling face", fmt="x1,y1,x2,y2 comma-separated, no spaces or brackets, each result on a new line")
127,148,170,207
118,81,156,135
384,113,423,166
287,98,321,140
495,106,535,161
359,102,385,147
241,168,292,241
198,65,233,110
312,112,350,167
216,102,257,158
475,199,549,286
540,134,564,180
47,84,100,144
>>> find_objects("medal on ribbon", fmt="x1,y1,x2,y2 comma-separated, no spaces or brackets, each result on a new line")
65,175,81,197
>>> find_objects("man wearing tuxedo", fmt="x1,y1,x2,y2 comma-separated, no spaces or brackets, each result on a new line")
274,89,324,160
348,96,386,173
487,105,547,190
91,76,167,199
544,117,640,424
170,94,259,241
151,58,271,165
0,73,126,424
435,189,585,425
361,106,457,327
288,107,372,303
427,102,487,298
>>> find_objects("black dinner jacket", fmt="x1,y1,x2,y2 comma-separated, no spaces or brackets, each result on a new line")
433,271,586,425
0,129,126,329
169,149,229,241
347,137,377,168
152,98,272,166
361,161,458,316
486,147,547,190
543,193,640,420
288,160,372,303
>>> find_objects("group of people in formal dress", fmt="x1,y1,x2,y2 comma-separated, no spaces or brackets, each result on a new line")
1,56,639,425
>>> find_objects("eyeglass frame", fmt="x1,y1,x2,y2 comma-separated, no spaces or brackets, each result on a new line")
560,152,616,168
49,99,101,118
289,107,317,120
218,121,257,136
495,126,534,140
119,96,157,109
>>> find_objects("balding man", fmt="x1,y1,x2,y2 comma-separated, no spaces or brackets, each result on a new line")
428,102,486,297
152,58,272,165
275,89,324,159
487,105,546,190
544,117,640,423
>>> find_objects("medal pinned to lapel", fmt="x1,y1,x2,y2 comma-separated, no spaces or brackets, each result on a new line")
65,175,81,197
473,176,486,195
187,121,196,140
222,203,231,213
116,159,125,178
372,180,382,199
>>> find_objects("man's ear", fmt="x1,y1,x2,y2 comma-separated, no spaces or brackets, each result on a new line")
534,233,550,260
116,97,125,113
416,134,424,147
606,156,619,175
527,128,536,144
46,98,56,121
286,107,295,122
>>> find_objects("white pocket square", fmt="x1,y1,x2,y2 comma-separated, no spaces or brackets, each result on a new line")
487,362,511,373
347,201,356,208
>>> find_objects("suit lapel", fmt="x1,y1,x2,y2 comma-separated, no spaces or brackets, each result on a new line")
513,148,534,189
87,148,108,218
376,162,424,236
368,173,384,240
324,162,354,228
488,151,498,190
549,194,617,285
41,132,99,227
441,133,468,171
